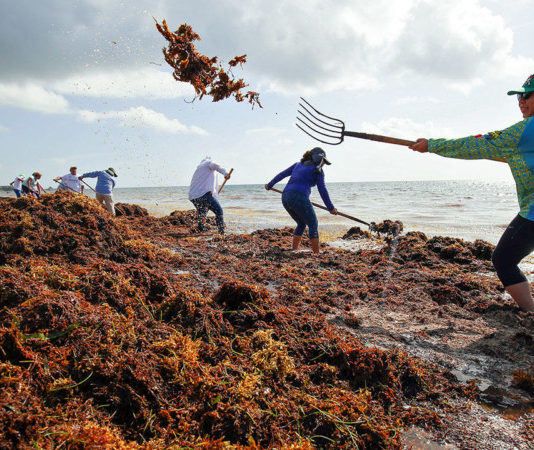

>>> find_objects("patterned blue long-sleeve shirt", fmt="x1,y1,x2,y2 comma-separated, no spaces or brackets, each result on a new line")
429,117,534,219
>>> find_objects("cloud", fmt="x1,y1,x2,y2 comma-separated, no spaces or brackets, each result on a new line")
0,82,70,114
361,117,454,140
1,0,531,99
77,106,208,134
0,124,8,133
389,0,524,86
52,67,196,99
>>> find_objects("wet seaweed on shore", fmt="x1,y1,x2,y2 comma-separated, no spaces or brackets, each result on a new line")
0,192,531,448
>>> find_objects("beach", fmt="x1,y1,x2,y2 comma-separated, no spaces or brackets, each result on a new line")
0,191,533,448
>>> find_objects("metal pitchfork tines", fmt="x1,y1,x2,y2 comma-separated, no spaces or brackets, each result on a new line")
296,97,416,147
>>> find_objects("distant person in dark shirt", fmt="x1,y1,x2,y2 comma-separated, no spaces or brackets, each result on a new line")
266,147,337,254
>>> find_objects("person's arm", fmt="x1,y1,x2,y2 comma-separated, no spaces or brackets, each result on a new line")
412,120,529,161
266,164,297,189
316,173,335,212
209,162,228,177
80,171,99,179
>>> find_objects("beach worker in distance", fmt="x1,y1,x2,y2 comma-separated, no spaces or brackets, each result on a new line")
188,156,231,235
10,174,25,198
54,166,84,194
79,168,117,215
265,147,338,254
22,172,44,198
409,74,534,312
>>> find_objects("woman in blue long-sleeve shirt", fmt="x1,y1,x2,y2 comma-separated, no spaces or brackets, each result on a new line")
266,147,338,254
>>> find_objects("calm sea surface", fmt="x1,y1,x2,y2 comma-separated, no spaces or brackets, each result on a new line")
2,180,518,245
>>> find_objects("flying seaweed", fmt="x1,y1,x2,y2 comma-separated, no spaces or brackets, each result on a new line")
155,19,261,108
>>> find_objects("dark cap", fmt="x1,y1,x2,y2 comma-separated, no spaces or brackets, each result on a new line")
310,147,331,165
105,167,118,177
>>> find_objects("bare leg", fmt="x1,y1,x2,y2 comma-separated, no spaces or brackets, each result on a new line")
292,235,302,251
505,281,534,312
310,238,320,254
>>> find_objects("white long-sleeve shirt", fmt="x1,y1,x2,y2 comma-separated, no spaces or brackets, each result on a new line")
57,173,83,193
188,158,228,201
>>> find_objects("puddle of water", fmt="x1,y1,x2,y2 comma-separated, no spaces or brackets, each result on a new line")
478,385,534,419
171,270,190,275
402,427,456,449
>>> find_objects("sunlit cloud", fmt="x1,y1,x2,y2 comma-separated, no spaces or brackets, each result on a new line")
361,117,454,140
0,83,70,114
77,106,208,135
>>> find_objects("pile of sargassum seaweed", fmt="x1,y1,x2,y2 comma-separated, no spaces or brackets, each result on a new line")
0,192,517,448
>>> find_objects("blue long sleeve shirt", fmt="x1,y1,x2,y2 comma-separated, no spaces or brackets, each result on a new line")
267,162,335,211
81,171,116,195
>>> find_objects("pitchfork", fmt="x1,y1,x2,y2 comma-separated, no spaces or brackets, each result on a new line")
296,97,507,162
297,97,415,147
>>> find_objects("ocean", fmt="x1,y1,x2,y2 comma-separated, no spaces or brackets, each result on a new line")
1,179,518,245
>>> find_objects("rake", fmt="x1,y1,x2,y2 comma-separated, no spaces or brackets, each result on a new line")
296,97,415,147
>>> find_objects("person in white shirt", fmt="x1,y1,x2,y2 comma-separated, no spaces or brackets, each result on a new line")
10,174,25,198
188,156,231,234
54,167,84,194
22,172,44,198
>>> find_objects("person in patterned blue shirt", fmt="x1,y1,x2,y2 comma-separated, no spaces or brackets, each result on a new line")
410,74,534,312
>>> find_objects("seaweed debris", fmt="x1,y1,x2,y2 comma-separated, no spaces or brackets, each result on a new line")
155,20,261,108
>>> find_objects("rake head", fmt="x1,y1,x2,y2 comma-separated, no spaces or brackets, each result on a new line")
296,97,345,145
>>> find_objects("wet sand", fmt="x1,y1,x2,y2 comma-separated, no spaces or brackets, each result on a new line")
0,193,532,448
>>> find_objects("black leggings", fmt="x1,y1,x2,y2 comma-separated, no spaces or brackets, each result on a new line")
492,215,534,287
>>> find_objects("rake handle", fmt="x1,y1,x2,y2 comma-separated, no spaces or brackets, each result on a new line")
218,168,234,194
268,187,370,227
344,131,415,147
80,179,97,193
54,179,81,194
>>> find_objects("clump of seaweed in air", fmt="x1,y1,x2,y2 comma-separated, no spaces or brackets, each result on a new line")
155,19,261,108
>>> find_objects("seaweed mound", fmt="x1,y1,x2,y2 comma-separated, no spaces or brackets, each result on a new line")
0,193,523,448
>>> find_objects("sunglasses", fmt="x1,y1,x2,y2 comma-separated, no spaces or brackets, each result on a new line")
517,92,533,101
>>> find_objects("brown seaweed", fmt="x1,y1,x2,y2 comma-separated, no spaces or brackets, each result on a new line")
0,191,531,448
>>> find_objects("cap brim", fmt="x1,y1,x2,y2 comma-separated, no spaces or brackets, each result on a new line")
507,87,534,95
323,158,331,165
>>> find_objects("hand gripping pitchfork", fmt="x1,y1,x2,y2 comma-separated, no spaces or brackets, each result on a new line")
296,97,506,162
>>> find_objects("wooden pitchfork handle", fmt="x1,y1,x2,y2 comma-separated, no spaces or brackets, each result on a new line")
346,131,506,163
80,179,97,193
344,131,415,147
218,168,234,194
54,179,81,194
268,187,370,227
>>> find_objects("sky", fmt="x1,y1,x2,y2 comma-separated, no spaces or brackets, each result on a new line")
1,0,533,188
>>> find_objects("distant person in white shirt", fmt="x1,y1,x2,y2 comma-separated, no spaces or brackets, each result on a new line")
54,167,84,194
188,156,231,234
10,174,25,198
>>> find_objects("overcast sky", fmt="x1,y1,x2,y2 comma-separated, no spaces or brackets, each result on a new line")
1,0,533,187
